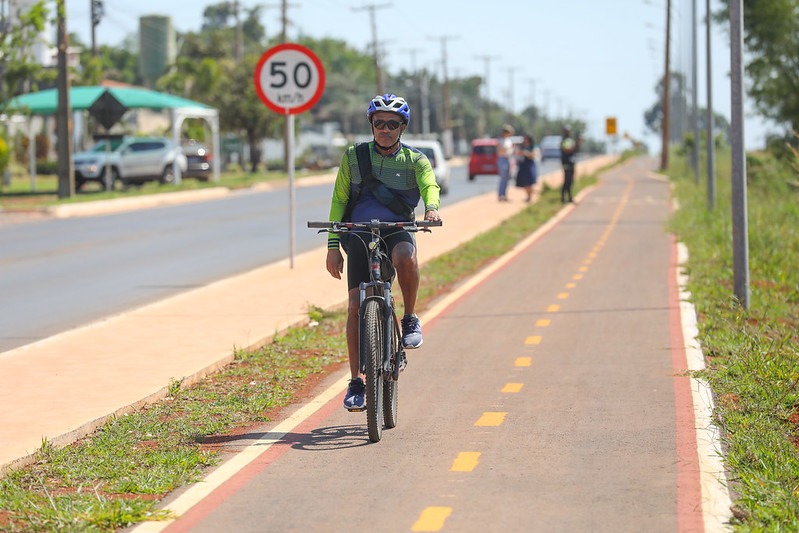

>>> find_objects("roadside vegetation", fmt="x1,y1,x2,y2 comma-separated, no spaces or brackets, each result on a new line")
669,145,799,530
0,165,605,531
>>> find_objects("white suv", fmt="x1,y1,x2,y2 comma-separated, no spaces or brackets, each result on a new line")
74,136,188,191
406,139,450,195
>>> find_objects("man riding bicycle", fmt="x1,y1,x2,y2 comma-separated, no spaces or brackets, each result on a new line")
324,93,442,410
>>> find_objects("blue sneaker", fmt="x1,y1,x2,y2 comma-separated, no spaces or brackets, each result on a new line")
343,377,366,411
401,314,423,349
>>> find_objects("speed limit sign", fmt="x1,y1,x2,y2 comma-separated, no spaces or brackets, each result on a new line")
254,43,325,115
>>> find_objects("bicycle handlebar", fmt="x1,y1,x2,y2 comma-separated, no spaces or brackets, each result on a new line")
307,219,442,232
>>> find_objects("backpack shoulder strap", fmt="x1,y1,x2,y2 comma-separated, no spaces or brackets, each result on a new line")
355,142,373,184
353,142,413,220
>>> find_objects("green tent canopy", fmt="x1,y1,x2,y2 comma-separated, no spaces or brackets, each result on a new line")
7,86,212,115
5,86,220,184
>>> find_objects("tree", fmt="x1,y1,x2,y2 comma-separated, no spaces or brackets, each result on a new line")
0,0,49,111
717,0,799,135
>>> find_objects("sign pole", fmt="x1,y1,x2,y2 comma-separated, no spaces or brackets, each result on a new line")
287,112,295,268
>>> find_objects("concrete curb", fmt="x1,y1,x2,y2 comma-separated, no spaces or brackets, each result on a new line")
46,187,232,218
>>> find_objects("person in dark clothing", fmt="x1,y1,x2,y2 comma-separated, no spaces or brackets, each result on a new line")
514,134,538,202
560,125,578,203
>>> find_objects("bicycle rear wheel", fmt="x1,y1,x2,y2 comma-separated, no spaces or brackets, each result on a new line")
362,300,384,442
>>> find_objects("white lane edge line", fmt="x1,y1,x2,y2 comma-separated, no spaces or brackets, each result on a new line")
677,242,733,532
130,373,349,532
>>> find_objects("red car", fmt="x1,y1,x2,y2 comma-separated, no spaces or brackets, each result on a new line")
468,138,499,181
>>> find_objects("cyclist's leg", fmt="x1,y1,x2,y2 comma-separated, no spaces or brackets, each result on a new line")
385,230,423,348
344,232,371,377
385,230,418,315
345,287,360,377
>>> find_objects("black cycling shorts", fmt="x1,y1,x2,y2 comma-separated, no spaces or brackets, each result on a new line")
344,228,415,291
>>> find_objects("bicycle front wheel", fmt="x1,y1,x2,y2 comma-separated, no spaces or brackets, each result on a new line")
362,300,384,443
383,313,400,429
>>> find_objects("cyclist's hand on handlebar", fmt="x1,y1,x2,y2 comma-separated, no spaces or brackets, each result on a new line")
424,209,441,222
326,249,344,280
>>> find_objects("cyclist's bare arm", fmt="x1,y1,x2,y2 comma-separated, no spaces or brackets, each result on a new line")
326,249,343,280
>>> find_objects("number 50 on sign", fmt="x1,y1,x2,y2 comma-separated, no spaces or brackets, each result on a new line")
254,43,325,115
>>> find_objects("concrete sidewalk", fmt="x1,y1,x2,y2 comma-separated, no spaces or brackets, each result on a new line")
0,156,616,474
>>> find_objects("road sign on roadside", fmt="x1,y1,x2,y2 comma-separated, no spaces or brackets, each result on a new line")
254,43,325,115
253,43,326,269
605,117,617,136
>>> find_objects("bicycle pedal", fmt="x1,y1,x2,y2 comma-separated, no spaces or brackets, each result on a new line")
346,406,367,413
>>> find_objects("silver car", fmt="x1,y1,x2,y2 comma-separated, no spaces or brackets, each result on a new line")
74,136,187,191
406,139,450,195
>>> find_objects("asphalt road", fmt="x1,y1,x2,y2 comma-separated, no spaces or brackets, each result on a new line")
0,160,559,353
135,157,709,532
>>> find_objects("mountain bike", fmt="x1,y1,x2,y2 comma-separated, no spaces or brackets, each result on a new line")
308,219,441,442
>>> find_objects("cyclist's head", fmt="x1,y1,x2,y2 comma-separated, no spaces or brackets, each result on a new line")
368,94,410,151
367,94,410,126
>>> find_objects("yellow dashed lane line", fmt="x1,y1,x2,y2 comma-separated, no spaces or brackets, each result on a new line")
413,180,637,533
475,412,508,426
450,452,481,472
412,507,453,532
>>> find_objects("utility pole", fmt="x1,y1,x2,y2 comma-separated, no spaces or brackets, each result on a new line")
474,54,498,137
729,0,750,308
660,0,672,170
280,0,291,42
55,0,74,199
352,3,391,95
505,66,517,121
543,89,551,120
233,0,243,60
90,0,103,56
705,0,716,210
527,78,537,111
430,35,458,155
402,47,422,134
691,0,699,182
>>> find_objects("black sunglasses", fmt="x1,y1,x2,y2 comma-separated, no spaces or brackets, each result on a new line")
372,119,402,131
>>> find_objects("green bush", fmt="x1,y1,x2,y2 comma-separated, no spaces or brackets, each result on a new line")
35,159,57,175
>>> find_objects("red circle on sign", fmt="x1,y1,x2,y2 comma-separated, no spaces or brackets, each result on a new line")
254,43,326,115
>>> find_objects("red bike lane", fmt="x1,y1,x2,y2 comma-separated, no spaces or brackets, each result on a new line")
133,157,729,533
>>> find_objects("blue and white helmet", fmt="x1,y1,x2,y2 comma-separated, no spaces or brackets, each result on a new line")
367,94,410,124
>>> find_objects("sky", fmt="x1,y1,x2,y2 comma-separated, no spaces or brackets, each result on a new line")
62,0,775,149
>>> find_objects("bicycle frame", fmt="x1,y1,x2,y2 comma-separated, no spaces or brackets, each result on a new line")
357,234,398,380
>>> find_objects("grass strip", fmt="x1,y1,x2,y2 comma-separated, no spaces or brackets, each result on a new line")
0,166,606,531
668,149,799,530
